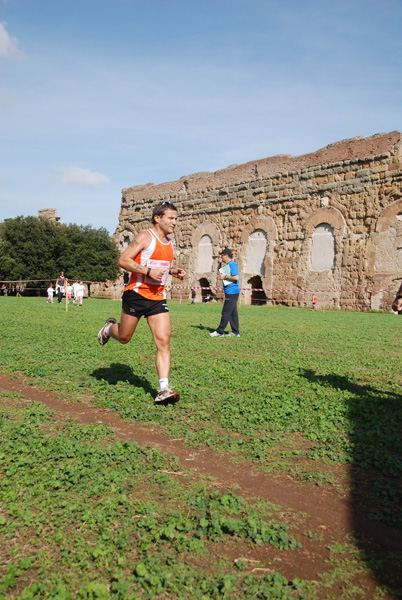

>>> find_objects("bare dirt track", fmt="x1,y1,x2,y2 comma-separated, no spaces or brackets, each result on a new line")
1,374,401,598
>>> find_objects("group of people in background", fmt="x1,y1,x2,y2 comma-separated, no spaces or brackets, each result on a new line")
1,283,21,296
48,272,85,305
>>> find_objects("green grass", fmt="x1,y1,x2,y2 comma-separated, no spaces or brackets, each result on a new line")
0,297,401,598
0,399,309,599
1,298,401,481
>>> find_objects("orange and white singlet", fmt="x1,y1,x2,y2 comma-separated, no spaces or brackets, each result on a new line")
124,229,174,300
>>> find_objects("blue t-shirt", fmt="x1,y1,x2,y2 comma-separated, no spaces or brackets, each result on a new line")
224,260,239,295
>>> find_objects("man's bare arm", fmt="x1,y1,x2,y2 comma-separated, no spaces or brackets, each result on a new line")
118,231,166,281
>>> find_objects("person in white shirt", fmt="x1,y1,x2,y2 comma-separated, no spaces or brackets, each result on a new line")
76,281,85,306
72,280,80,304
47,285,54,303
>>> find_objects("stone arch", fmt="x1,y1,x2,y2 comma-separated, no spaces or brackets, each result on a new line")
197,234,213,273
240,215,278,247
299,206,347,305
311,223,335,271
370,198,402,309
190,221,221,287
240,215,277,304
375,197,402,233
303,206,347,239
246,230,268,275
302,207,346,272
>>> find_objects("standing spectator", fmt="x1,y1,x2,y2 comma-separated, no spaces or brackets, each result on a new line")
190,289,196,304
210,248,240,338
55,271,65,304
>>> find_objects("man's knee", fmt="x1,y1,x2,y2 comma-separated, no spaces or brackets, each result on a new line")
155,332,171,349
115,327,133,345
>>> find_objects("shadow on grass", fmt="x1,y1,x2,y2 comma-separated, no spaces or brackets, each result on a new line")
301,369,402,593
90,363,156,396
190,324,218,332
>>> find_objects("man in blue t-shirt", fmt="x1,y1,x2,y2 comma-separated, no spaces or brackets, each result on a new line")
210,248,240,338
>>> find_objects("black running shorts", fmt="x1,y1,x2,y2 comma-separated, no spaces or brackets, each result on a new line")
122,290,169,319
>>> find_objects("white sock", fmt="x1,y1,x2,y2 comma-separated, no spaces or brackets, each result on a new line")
159,378,169,391
104,323,112,337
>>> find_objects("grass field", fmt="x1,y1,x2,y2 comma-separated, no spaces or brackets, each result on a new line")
1,297,401,598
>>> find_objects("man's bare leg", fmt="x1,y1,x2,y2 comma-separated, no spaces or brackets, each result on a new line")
98,311,138,346
148,312,179,403
109,311,139,344
147,312,171,379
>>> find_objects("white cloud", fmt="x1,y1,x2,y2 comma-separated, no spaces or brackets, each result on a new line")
57,167,110,188
0,22,24,60
40,166,111,189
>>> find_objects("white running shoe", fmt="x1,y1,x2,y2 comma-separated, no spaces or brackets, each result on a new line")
154,386,180,404
209,331,223,337
227,332,240,337
97,318,117,346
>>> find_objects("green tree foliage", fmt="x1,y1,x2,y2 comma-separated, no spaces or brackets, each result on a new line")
0,216,120,284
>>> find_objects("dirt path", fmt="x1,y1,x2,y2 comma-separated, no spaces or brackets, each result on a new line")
1,375,401,596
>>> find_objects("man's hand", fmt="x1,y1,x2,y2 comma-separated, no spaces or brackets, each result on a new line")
148,268,166,281
170,268,186,280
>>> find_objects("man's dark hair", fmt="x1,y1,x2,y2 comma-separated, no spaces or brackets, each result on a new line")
152,201,177,224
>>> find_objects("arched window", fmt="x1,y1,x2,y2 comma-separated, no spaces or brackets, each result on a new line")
311,223,335,271
375,209,402,278
246,229,267,275
197,235,213,273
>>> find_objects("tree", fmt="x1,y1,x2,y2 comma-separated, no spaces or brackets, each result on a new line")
0,216,120,284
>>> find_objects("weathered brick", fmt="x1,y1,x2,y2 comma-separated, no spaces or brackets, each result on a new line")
112,132,402,310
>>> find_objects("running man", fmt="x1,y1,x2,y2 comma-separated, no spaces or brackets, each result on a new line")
97,201,186,404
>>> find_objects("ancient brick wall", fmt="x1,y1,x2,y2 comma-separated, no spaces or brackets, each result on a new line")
114,131,402,310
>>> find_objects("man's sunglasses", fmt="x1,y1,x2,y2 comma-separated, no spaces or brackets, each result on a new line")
155,201,172,215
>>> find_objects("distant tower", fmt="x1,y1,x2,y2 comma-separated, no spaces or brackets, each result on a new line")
38,209,60,222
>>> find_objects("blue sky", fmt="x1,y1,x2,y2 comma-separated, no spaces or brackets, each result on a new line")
1,0,401,235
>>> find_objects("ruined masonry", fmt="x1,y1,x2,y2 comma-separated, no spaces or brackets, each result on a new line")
114,131,402,310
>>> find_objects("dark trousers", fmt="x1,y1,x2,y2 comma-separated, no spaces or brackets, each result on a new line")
217,293,239,335
57,288,63,303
